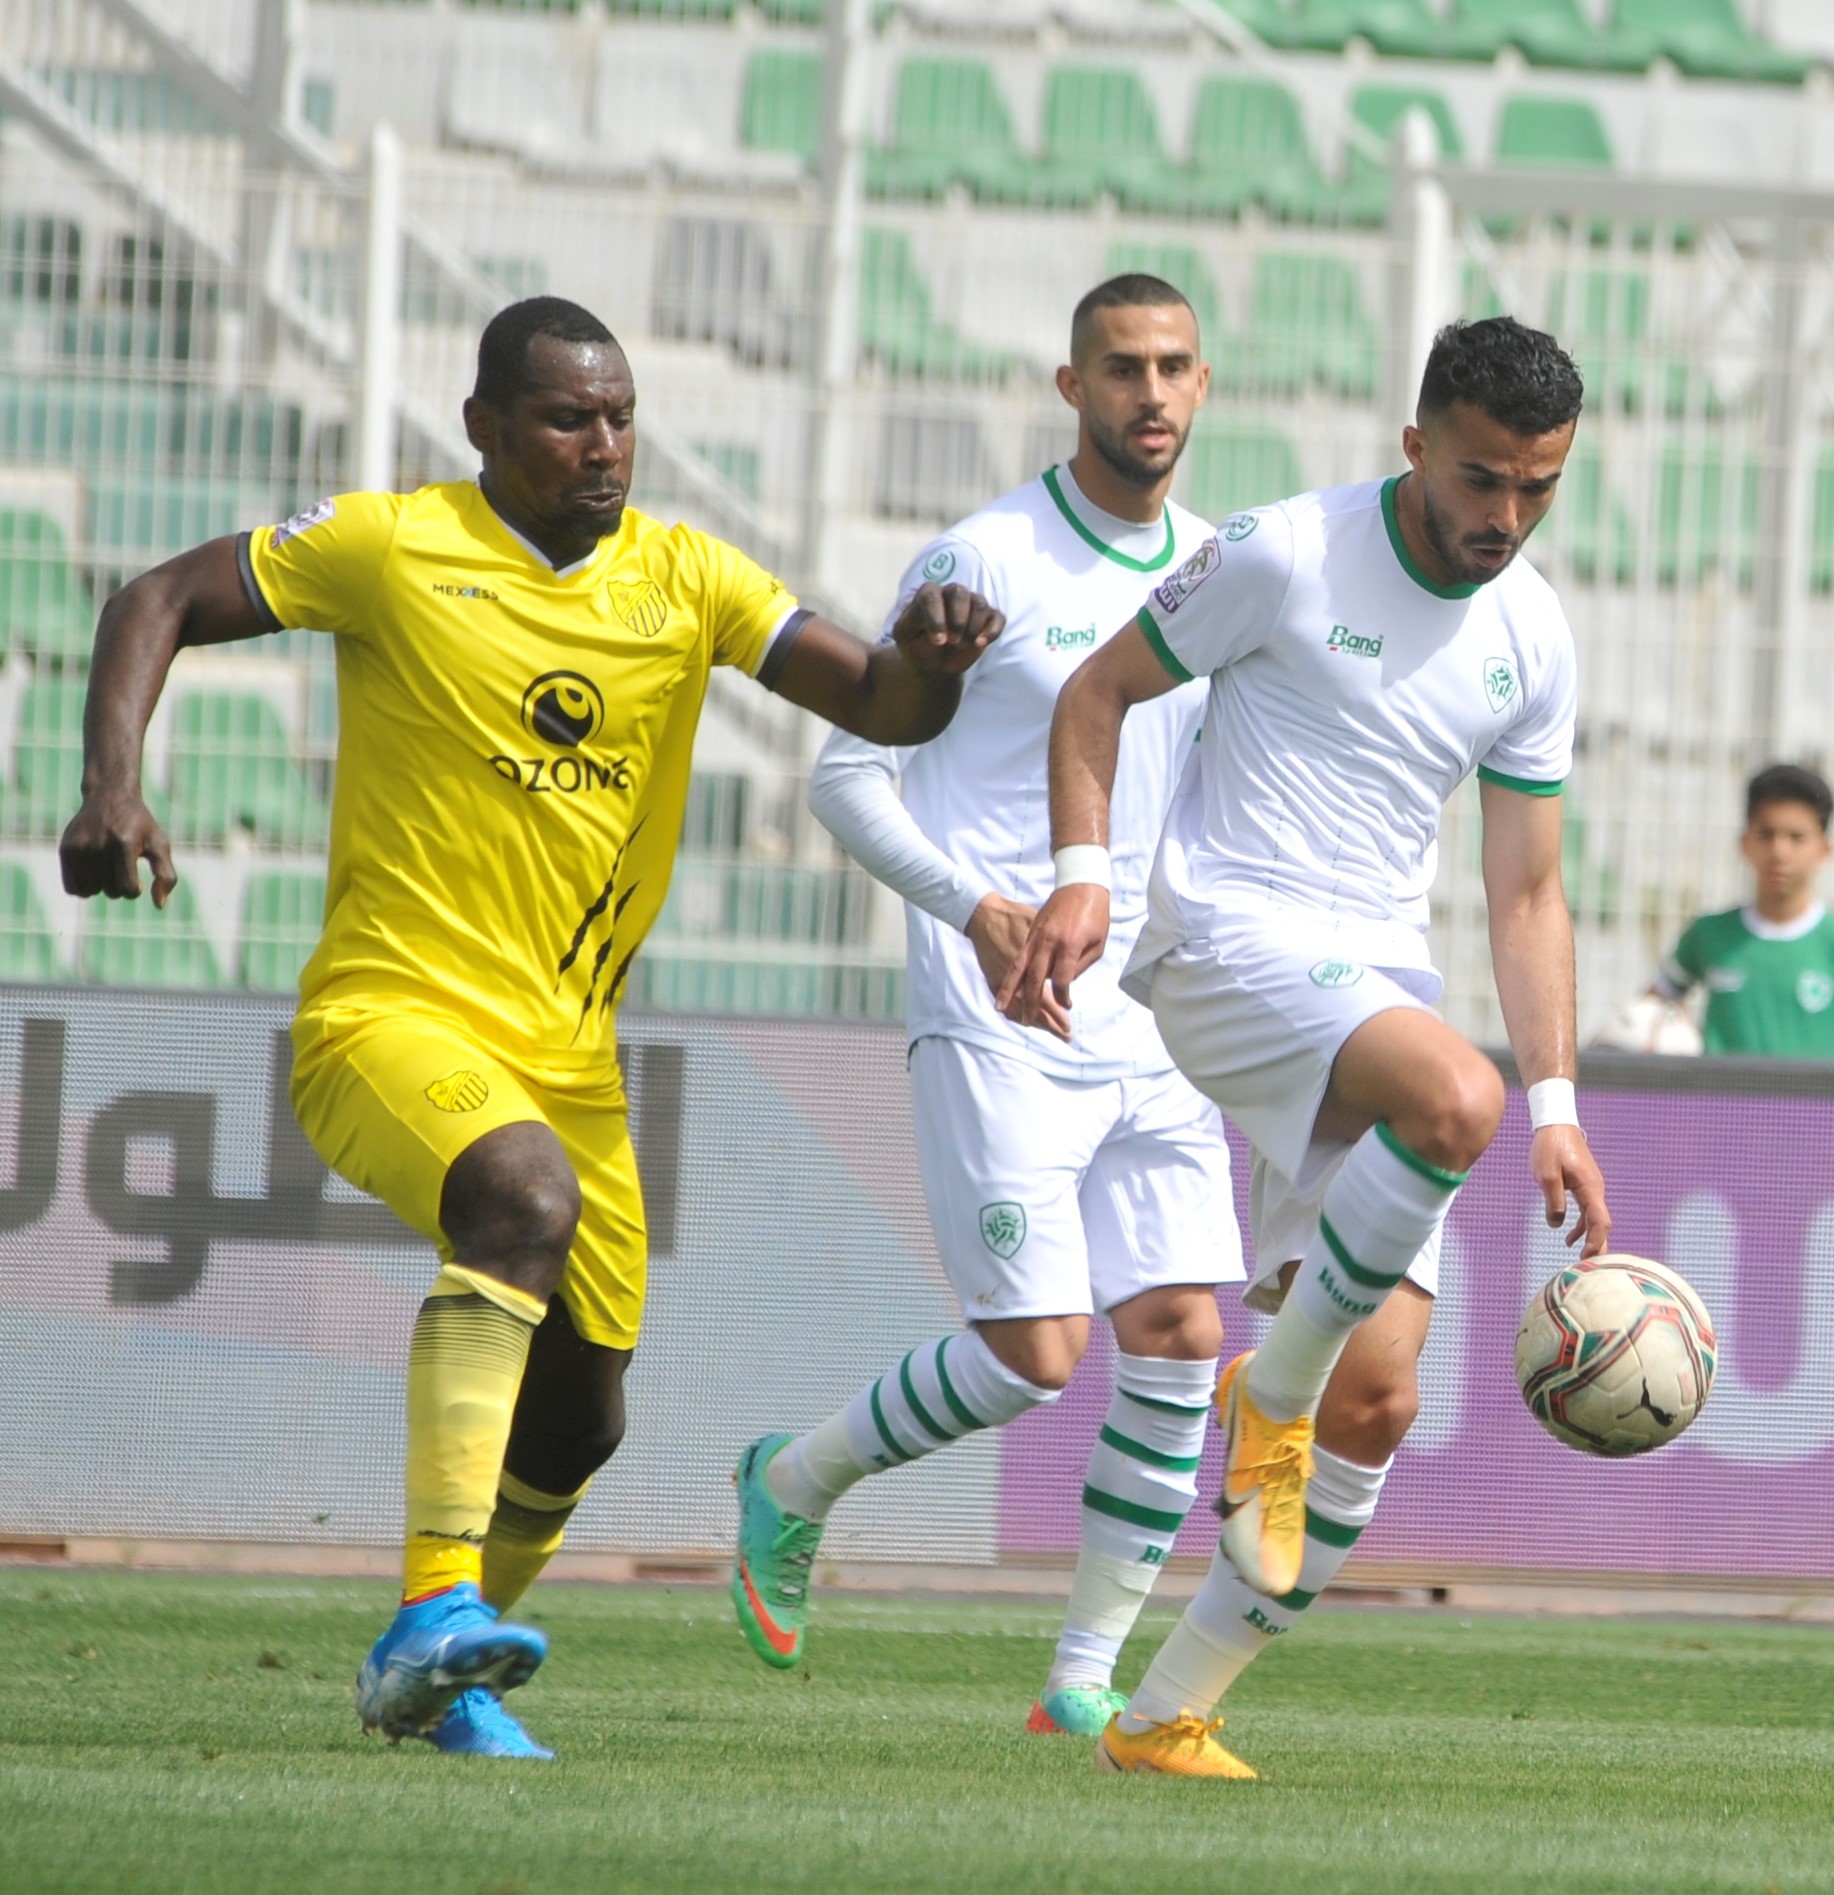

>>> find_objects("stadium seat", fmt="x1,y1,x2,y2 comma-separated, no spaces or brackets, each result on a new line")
1183,424,1302,523
858,231,1012,382
166,692,330,850
1256,0,1444,57
1340,85,1464,223
1032,66,1171,210
5,675,86,842
0,510,93,665
1496,95,1614,170
1444,0,1654,71
1557,448,1637,587
239,869,326,991
79,875,222,989
1240,252,1378,399
740,49,823,168
1654,446,1758,590
0,861,61,982
87,476,274,567
1611,0,1812,83
867,58,1025,203
1177,74,1327,221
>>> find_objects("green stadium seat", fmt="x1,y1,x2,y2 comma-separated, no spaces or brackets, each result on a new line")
239,870,326,992
858,231,1013,382
867,58,1025,203
756,0,824,22
5,675,85,842
1654,446,1758,590
166,693,330,850
1176,75,1327,221
39,68,225,135
86,475,271,564
1103,245,1223,356
1611,0,1811,83
1557,448,1636,586
1240,252,1379,399
0,862,61,982
1183,424,1302,523
0,511,93,664
1496,95,1614,170
1340,85,1464,224
80,875,222,989
1258,0,1444,56
1445,0,1654,71
1033,66,1170,210
740,49,823,168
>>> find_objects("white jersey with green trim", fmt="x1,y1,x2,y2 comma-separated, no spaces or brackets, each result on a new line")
1124,475,1578,994
813,463,1211,1079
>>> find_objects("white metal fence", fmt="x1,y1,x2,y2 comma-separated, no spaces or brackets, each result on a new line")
0,0,1831,1041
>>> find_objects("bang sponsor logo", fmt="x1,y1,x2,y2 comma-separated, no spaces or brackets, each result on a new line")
269,497,335,549
1150,539,1220,617
1045,624,1098,651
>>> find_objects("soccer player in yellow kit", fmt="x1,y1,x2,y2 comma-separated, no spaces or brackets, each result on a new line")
59,297,1002,1760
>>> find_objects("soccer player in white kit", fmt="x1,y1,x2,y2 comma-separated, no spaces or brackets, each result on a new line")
1005,317,1614,1777
730,276,1248,1749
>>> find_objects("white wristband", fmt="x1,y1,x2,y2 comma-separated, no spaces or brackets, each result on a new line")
1052,845,1112,891
1527,1077,1579,1131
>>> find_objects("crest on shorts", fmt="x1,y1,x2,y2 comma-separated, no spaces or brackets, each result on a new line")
425,1070,490,1113
1483,657,1519,715
979,1202,1027,1260
1309,959,1364,989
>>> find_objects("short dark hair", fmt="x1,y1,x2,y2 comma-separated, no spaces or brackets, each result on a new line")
1071,274,1196,362
1747,762,1833,830
473,296,618,409
1417,316,1583,437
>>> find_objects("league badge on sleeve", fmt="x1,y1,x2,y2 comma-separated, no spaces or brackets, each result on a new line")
1151,538,1220,617
270,497,336,549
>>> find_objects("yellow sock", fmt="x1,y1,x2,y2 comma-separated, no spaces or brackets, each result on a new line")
482,1470,590,1617
401,1263,546,1602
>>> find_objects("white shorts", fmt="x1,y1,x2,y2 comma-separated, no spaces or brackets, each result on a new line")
908,1036,1245,1322
1145,922,1443,1312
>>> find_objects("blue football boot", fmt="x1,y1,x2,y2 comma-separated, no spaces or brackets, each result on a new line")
425,1688,555,1760
355,1581,547,1741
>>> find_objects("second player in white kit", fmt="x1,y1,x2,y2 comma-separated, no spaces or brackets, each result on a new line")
1008,317,1613,1778
729,278,1246,1742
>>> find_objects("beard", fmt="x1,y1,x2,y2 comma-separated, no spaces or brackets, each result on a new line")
1087,408,1187,490
1421,476,1517,586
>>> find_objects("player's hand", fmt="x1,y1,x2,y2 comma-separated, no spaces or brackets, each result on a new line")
996,884,1111,1042
59,789,178,908
1531,1124,1611,1259
966,894,1072,1040
890,583,1004,676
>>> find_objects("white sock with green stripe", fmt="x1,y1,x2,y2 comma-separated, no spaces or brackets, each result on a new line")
1247,1124,1463,1423
765,1330,1056,1522
1120,1445,1389,1729
1046,1352,1217,1696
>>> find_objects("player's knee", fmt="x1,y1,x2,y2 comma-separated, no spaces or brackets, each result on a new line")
1409,1055,1505,1173
977,1320,1086,1392
444,1158,582,1283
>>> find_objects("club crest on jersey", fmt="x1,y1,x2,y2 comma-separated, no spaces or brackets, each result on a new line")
1223,513,1259,542
609,578,667,639
1151,539,1220,616
980,1202,1027,1260
270,497,335,548
1484,657,1519,715
1798,971,1834,1014
922,547,957,582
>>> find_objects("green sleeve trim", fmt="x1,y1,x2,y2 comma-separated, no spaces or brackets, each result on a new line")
1477,764,1564,798
1375,1121,1469,1190
1135,605,1195,684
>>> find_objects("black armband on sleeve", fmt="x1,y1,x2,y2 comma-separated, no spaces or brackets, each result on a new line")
755,607,814,694
235,532,284,633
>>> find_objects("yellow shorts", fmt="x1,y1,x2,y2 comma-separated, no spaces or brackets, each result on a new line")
290,1005,647,1349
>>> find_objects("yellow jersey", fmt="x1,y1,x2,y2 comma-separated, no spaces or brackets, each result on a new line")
243,480,797,1083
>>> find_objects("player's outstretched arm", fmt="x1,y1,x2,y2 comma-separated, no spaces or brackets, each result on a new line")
1481,777,1612,1258
999,623,1179,1038
60,535,270,906
768,583,1003,745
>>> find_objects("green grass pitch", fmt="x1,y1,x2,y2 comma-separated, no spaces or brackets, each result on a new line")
1,1571,1829,1894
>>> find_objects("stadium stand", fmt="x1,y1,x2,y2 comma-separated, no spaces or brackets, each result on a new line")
0,0,1827,1040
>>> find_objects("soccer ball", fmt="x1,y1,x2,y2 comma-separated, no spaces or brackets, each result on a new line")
1587,994,1703,1055
1514,1255,1716,1457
